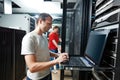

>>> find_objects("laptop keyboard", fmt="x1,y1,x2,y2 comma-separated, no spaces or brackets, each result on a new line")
61,57,86,67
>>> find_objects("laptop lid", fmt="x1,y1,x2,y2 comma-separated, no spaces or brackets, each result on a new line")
84,29,110,66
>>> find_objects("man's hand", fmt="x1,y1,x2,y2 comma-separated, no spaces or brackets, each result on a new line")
55,53,69,63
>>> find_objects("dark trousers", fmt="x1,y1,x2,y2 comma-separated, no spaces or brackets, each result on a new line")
26,73,52,80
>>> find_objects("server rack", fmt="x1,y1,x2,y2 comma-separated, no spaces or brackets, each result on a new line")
68,0,92,56
91,0,120,80
0,27,26,80
0,14,36,33
61,0,93,80
62,0,120,80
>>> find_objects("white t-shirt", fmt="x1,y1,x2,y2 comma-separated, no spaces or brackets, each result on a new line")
21,31,50,80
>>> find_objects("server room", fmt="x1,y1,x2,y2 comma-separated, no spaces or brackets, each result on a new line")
0,0,120,80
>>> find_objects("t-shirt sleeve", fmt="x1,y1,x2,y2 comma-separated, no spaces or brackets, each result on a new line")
50,34,55,41
21,35,35,55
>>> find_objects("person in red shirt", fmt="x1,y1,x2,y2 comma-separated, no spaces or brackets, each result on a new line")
48,26,61,53
48,26,61,72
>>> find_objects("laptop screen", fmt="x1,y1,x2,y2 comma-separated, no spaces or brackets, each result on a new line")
85,29,110,65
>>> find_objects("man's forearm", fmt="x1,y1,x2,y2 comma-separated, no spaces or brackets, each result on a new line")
50,52,59,57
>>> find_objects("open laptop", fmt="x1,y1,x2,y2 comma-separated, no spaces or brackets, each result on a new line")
62,29,110,68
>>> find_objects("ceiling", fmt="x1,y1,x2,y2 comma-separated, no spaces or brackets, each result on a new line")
0,0,77,24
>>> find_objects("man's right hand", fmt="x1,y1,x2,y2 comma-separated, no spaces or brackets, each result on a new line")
55,53,69,63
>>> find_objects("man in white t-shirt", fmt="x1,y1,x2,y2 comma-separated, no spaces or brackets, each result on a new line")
21,13,69,80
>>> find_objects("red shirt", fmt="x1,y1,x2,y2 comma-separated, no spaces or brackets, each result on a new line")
48,32,59,50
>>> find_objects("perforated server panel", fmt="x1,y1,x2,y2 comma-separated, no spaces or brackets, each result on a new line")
0,14,36,33
95,0,120,17
95,0,120,28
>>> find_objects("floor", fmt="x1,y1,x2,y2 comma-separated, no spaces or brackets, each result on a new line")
52,70,72,80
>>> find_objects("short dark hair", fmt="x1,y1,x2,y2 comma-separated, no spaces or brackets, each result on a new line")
53,26,59,30
37,13,52,24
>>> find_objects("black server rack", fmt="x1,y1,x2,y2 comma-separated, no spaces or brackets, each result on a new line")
0,27,26,80
14,29,26,80
91,0,120,80
61,0,120,80
0,27,14,80
61,0,93,80
66,0,92,56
